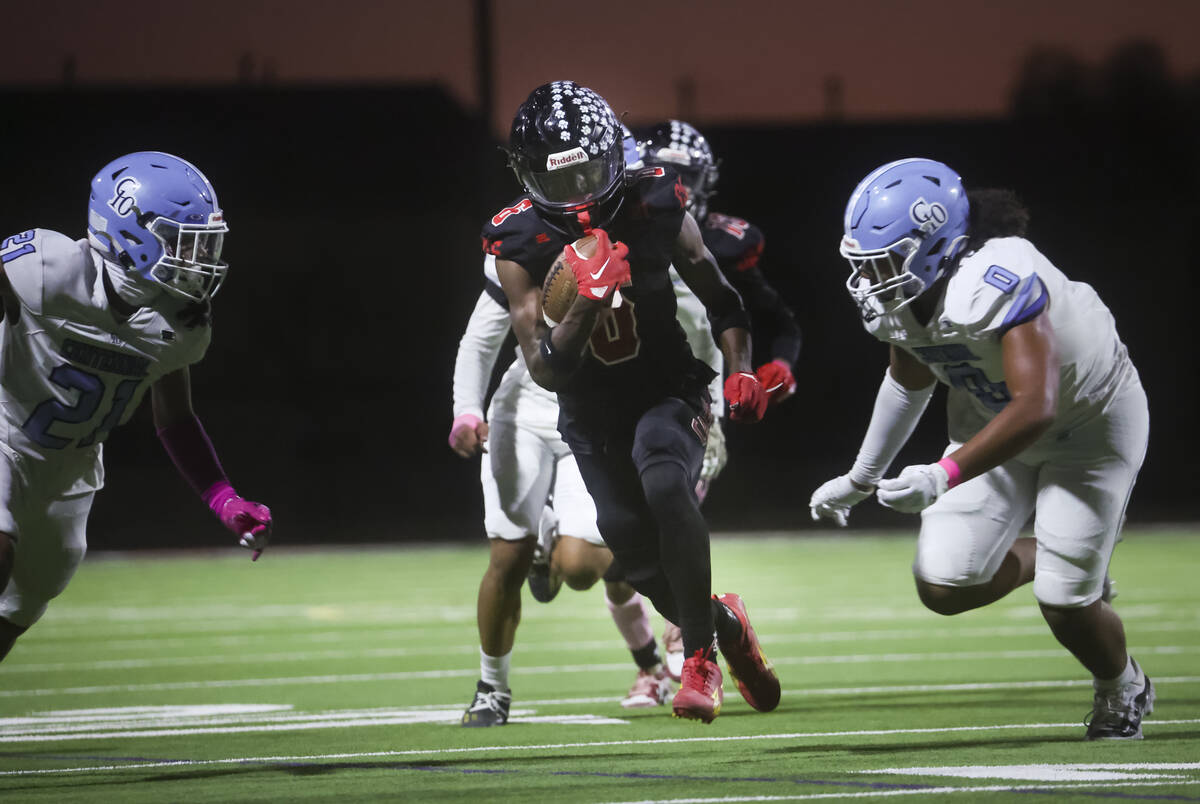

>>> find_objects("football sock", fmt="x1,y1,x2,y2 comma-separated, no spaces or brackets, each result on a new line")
479,648,511,693
630,637,664,672
605,589,655,652
639,461,714,656
1095,655,1140,690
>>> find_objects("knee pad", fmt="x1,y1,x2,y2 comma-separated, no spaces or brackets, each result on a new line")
1032,529,1108,608
640,461,691,501
0,542,86,628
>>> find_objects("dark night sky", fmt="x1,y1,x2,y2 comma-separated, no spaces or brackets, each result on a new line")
4,0,1199,133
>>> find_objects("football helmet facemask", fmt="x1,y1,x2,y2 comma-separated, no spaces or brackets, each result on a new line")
508,81,625,238
638,120,718,222
87,151,228,303
840,157,969,320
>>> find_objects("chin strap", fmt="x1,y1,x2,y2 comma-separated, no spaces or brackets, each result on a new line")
575,210,592,234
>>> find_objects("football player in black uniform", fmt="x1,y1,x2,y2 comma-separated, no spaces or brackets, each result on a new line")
638,120,802,406
482,80,781,724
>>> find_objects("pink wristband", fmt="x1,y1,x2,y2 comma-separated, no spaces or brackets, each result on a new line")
202,480,238,517
937,457,962,489
449,413,482,448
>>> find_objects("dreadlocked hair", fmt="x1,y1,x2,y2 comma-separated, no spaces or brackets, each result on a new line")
965,188,1030,253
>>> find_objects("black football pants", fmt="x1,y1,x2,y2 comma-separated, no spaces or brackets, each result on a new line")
571,397,715,656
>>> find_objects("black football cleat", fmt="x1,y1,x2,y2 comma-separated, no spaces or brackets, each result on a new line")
461,680,512,727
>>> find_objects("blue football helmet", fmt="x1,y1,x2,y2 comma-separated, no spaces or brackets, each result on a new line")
621,124,643,169
87,151,228,302
638,120,718,221
840,158,969,319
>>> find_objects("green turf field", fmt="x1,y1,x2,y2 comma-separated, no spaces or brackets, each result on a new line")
0,528,1197,803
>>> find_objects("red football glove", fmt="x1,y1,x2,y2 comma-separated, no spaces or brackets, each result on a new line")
755,359,797,405
723,372,768,422
562,229,630,302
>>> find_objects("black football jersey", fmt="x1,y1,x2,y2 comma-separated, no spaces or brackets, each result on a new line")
481,167,715,439
701,213,802,366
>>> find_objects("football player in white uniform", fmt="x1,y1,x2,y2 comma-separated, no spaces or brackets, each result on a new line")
447,129,725,726
810,158,1153,740
0,152,272,661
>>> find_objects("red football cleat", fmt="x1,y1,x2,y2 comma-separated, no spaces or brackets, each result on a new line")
714,593,780,712
672,650,724,723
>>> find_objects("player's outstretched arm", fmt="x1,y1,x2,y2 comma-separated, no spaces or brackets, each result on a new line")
152,368,272,560
876,315,1058,514
731,267,802,405
495,255,608,392
672,214,765,421
810,346,936,526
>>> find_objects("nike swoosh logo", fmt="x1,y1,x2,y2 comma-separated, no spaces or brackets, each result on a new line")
589,258,610,280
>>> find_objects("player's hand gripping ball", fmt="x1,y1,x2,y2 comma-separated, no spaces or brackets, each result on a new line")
541,237,588,327
541,231,631,326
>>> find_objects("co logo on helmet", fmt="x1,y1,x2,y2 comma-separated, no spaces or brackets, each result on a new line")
108,177,141,217
909,197,948,233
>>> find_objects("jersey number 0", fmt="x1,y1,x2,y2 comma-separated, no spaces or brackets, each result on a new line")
588,301,640,365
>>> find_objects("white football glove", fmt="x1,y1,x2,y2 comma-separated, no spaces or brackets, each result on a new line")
876,463,950,513
809,474,874,527
700,417,727,483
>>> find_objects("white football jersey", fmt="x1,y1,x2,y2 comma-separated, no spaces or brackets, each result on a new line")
863,237,1136,448
0,229,211,486
450,255,560,429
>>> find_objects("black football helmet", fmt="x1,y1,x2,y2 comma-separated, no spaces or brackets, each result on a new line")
507,80,625,238
638,120,718,222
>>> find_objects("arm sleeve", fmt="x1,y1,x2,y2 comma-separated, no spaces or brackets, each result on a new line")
452,286,513,420
729,267,802,365
847,369,937,486
157,415,229,496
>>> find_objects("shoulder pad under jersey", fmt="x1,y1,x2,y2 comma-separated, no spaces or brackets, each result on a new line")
2,229,94,317
623,165,689,222
944,237,1049,337
702,213,765,273
481,196,566,282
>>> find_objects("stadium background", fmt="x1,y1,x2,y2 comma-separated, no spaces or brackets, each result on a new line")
0,18,1196,549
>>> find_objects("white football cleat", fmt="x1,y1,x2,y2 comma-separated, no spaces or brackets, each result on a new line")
621,667,672,708
662,622,684,682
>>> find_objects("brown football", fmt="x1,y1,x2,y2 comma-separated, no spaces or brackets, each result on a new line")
541,234,596,327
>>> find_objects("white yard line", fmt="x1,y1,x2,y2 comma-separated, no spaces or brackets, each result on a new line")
11,619,1198,660
2,719,1198,777
599,780,1200,803
2,644,1197,682
1,671,1198,699
29,601,1198,628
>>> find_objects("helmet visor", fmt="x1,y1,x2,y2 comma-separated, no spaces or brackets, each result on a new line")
520,149,622,206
